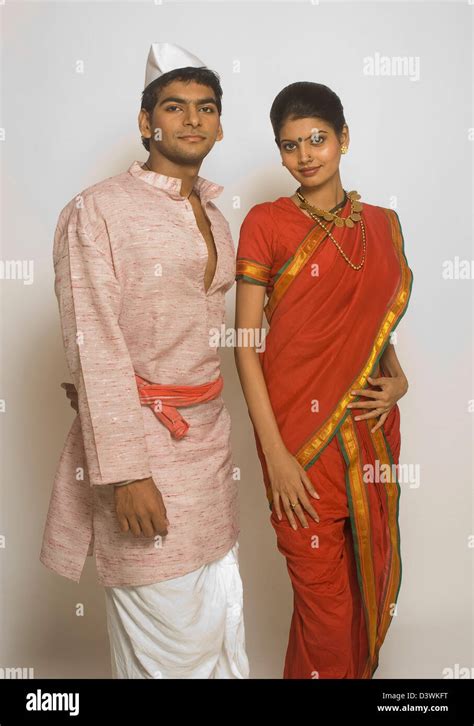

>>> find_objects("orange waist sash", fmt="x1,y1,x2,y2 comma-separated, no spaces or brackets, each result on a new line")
135,373,224,439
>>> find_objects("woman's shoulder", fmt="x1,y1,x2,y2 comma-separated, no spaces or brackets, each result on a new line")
241,196,293,224
241,200,274,223
361,200,399,220
361,202,405,247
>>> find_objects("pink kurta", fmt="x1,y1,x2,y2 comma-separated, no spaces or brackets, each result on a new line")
40,161,239,587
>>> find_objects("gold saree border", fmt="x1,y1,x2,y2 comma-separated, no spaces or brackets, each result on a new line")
371,423,402,664
263,221,333,322
336,414,402,678
296,208,413,469
337,416,378,678
236,258,271,285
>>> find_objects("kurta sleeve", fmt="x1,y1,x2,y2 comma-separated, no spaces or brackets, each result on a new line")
53,198,152,486
235,203,274,286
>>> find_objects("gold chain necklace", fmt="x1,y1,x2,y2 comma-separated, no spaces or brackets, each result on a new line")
296,188,366,270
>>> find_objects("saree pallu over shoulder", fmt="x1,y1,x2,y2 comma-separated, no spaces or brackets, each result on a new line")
301,208,411,468
260,204,413,477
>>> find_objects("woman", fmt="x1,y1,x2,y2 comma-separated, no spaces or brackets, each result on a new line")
234,82,413,679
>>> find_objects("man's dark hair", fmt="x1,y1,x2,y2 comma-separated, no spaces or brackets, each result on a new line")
270,82,346,148
140,67,223,151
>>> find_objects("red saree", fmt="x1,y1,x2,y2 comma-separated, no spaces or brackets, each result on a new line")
236,196,413,678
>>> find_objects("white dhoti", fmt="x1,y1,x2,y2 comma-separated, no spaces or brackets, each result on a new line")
104,542,249,679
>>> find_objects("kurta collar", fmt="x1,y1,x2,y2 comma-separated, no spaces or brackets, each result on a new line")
128,160,224,202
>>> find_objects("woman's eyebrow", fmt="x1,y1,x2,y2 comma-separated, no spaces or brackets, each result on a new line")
280,131,327,143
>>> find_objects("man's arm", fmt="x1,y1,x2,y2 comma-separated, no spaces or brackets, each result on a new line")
54,200,168,537
54,200,152,486
60,382,147,488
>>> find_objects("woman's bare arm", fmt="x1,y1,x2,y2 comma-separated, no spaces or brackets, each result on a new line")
234,280,320,529
234,281,285,457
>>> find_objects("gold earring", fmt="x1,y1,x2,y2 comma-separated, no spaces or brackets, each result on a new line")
340,145,348,154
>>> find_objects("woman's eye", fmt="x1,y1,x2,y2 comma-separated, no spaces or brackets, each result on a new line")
282,136,325,151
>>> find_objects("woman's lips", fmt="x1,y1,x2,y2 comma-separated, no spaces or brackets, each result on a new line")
299,166,322,176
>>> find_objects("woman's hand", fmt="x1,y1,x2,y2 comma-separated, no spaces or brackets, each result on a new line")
265,445,320,530
347,374,408,433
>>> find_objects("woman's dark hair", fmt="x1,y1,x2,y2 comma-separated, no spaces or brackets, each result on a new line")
269,82,346,148
140,67,223,151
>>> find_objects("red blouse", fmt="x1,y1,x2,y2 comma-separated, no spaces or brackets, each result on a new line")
235,196,347,297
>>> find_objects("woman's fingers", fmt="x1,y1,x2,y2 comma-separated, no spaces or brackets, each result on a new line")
272,492,283,521
298,490,320,522
348,398,383,409
282,496,299,530
269,452,323,529
354,407,387,422
350,387,382,398
282,490,319,529
291,503,309,529
367,375,390,385
370,411,389,433
299,467,320,499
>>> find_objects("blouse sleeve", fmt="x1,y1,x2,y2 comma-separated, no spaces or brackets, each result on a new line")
53,198,153,487
235,203,274,287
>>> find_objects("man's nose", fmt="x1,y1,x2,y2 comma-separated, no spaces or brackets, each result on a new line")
184,106,200,126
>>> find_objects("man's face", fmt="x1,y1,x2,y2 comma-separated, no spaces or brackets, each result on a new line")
139,80,223,166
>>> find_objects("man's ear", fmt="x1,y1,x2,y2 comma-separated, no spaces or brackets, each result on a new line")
138,109,151,139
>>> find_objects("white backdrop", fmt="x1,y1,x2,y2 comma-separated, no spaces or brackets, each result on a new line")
1,0,472,679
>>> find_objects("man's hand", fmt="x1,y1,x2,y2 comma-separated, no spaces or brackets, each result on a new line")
61,382,79,413
114,477,169,538
60,383,167,536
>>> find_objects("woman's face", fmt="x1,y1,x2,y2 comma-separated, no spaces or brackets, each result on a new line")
278,116,349,189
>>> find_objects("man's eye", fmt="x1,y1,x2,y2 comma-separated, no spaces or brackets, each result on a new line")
165,105,214,112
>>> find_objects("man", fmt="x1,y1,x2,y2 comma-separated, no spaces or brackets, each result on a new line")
40,43,249,679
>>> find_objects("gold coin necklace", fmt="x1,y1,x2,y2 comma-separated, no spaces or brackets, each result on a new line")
296,188,366,270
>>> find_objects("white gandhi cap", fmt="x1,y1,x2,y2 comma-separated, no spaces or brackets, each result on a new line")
144,43,207,90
